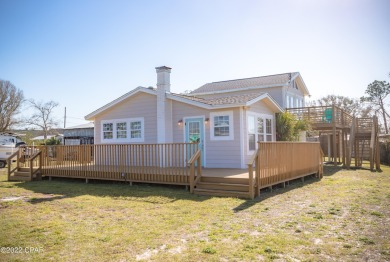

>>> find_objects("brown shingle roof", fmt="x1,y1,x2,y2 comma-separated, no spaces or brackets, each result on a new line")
170,92,265,106
191,72,298,94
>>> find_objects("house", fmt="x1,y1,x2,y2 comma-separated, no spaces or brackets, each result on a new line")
85,66,310,169
63,123,94,145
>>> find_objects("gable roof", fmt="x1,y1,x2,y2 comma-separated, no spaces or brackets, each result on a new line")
85,88,283,120
191,72,310,96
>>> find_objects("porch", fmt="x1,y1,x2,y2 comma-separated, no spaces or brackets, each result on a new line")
7,142,323,199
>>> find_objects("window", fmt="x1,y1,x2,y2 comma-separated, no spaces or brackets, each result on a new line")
247,113,273,151
286,95,290,108
210,111,234,140
214,116,230,136
290,96,294,108
266,119,272,141
248,116,256,150
103,123,113,139
257,118,264,142
102,118,144,142
116,122,127,139
130,121,142,138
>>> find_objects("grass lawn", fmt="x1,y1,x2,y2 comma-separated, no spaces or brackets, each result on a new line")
0,164,389,261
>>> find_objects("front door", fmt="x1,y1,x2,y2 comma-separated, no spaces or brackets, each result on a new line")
185,117,205,166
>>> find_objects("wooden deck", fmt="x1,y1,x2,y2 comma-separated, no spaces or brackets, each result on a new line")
7,142,324,199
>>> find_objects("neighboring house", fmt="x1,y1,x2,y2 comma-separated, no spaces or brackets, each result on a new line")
64,123,94,145
85,66,310,169
31,134,64,144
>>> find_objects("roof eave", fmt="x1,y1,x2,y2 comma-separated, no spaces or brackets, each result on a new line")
246,93,284,113
292,73,310,96
190,83,288,96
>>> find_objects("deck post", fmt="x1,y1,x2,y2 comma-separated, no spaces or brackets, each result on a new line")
332,105,337,166
129,181,133,186
301,177,304,182
248,164,254,199
49,176,52,181
86,178,89,184
327,135,331,162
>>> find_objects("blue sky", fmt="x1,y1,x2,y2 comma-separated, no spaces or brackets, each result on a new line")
1,0,389,127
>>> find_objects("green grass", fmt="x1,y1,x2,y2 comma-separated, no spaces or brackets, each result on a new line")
0,164,389,261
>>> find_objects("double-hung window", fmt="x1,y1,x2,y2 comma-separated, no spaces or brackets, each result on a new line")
103,123,113,139
116,122,127,139
130,121,142,139
102,118,144,142
210,111,234,140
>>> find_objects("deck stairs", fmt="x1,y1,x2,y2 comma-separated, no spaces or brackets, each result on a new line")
193,176,251,198
8,167,42,182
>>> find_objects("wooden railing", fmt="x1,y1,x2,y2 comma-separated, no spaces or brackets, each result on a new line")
287,106,353,128
17,143,199,185
356,117,374,134
29,151,42,180
188,149,202,193
247,149,259,199
257,142,322,188
7,149,20,180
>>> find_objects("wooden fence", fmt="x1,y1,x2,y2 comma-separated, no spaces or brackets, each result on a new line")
257,142,323,190
19,143,199,185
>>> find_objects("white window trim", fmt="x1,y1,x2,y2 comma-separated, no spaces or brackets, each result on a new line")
246,112,274,154
101,117,144,143
210,111,234,141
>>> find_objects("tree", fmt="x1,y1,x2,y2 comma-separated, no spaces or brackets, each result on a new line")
276,112,310,141
312,94,372,117
0,80,24,131
361,80,390,134
25,100,59,140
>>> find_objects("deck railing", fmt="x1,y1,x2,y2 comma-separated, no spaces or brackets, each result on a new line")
247,149,259,199
15,143,199,185
286,106,353,127
257,142,323,188
188,149,202,193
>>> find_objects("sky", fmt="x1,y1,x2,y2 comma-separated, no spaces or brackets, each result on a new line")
1,0,389,128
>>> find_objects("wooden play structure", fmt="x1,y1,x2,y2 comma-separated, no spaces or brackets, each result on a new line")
287,106,381,171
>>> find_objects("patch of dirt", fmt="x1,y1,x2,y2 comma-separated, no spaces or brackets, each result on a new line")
0,196,26,202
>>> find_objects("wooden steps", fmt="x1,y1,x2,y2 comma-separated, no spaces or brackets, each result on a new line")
193,177,251,199
8,169,42,182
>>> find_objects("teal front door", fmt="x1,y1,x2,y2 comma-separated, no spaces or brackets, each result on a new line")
185,117,205,166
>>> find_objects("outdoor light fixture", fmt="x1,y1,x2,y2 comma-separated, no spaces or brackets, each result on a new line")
178,119,183,126
205,118,209,124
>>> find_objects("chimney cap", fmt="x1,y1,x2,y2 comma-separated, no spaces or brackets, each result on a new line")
155,66,172,71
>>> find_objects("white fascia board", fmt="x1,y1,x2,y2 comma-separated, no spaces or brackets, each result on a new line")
191,83,288,96
85,87,156,120
167,94,212,109
246,93,284,113
292,73,310,96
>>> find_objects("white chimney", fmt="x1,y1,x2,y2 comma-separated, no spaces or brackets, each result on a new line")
155,66,172,144
156,66,171,93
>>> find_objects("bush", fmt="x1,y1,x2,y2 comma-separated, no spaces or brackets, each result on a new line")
276,112,310,141
43,137,61,145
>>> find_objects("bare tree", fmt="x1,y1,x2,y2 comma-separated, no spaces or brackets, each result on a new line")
361,80,390,134
0,80,24,131
311,94,372,117
26,100,59,140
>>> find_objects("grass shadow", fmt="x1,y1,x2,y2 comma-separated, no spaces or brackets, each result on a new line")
6,176,211,204
233,174,321,212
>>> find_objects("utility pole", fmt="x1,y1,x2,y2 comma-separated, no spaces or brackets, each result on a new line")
64,107,67,129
